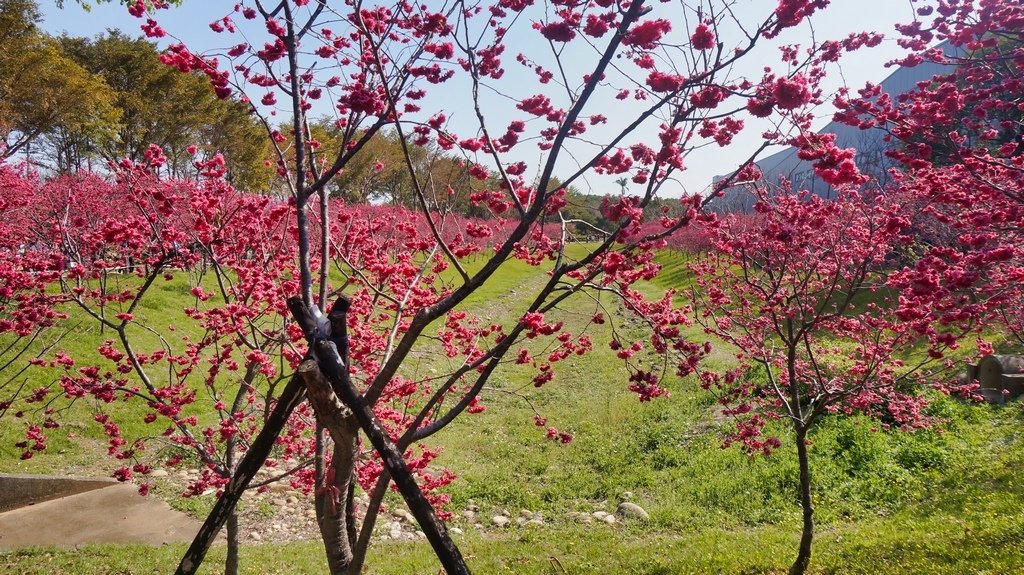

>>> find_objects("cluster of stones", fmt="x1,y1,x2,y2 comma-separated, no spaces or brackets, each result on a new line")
347,497,653,542
460,504,546,531
248,485,320,542
152,467,322,543
379,507,433,541
455,493,649,535
562,500,650,526
147,467,650,544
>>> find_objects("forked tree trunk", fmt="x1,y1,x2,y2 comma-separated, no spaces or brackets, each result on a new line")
291,297,470,575
790,426,814,575
299,360,360,575
178,299,469,575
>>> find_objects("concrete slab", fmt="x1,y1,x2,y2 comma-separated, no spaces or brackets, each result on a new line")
0,483,203,550
0,473,116,512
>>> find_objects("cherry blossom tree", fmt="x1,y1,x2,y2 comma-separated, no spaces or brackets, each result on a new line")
0,165,67,423
146,3,875,573
834,0,1024,350
690,184,972,575
1,154,304,574
1,0,897,573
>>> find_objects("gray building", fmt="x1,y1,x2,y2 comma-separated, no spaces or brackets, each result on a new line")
715,42,955,213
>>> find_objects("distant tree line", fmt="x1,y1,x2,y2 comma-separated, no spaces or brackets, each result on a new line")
1,0,686,228
0,0,274,190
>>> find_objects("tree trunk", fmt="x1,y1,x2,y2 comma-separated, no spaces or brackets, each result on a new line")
299,360,359,575
223,365,258,575
316,439,359,574
288,297,470,575
225,510,239,575
311,338,470,575
790,426,814,575
175,373,307,575
348,471,390,575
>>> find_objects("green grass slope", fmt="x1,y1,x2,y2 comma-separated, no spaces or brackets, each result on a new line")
1,250,1022,574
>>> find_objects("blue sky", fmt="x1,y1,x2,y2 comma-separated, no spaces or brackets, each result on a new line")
37,0,923,196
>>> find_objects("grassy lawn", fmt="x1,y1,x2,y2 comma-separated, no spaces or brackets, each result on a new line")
1,249,1022,573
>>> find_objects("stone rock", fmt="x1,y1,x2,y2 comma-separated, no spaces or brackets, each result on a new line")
616,502,649,521
491,515,510,527
286,495,299,505
150,469,169,478
620,491,634,501
515,517,527,526
415,530,425,539
603,514,617,525
592,511,610,520
466,503,480,512
272,498,288,507
251,532,263,542
460,510,476,520
519,509,533,518
526,519,544,527
396,510,415,523
450,527,463,535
